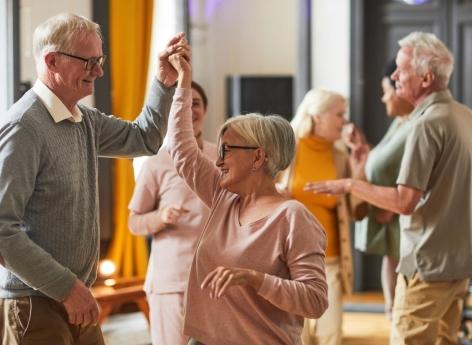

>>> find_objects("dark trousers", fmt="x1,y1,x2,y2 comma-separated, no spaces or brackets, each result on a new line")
0,296,105,345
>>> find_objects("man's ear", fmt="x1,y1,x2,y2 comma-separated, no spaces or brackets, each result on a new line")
44,52,58,71
421,70,435,88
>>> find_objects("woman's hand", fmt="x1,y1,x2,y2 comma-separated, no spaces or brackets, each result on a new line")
343,123,370,179
343,123,367,150
158,204,189,228
350,143,370,179
168,44,192,89
304,178,352,195
201,266,264,299
157,33,191,86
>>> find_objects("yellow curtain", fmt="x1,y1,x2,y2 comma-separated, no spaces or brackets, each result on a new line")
107,0,154,278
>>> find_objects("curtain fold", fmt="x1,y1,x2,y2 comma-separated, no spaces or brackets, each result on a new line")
107,0,154,278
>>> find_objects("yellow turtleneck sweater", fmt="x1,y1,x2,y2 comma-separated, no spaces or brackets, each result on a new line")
291,136,339,257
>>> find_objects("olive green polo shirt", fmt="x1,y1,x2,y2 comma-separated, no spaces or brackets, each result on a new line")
397,89,472,282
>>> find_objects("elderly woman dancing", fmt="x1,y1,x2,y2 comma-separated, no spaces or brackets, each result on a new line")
165,50,328,344
128,80,216,345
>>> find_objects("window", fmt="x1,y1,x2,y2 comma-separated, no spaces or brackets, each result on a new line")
0,0,8,113
0,0,19,114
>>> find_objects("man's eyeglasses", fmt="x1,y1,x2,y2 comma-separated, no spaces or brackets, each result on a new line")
57,51,107,71
218,143,259,160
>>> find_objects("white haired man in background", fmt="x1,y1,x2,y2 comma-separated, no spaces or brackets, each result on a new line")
308,32,472,344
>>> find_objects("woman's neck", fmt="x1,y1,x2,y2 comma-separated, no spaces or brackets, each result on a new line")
195,131,203,149
237,177,285,226
311,130,335,144
238,176,282,207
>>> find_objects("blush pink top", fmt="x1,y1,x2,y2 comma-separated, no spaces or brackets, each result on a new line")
167,88,328,345
129,143,217,293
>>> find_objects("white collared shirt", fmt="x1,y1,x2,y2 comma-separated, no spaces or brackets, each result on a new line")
32,80,83,123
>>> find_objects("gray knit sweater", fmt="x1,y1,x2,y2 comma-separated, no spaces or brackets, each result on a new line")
0,79,174,301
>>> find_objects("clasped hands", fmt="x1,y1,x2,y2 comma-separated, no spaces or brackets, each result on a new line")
158,32,191,87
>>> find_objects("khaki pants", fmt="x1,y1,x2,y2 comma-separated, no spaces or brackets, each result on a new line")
0,296,105,345
302,261,342,345
391,273,469,345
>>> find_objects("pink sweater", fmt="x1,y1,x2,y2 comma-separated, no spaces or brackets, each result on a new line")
168,89,328,345
129,143,216,293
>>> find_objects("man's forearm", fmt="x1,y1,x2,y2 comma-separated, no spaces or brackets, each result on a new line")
350,179,418,215
143,79,175,151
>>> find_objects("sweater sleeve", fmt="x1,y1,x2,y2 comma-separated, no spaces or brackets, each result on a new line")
166,88,221,208
257,205,328,318
128,156,161,235
96,79,175,157
0,123,76,301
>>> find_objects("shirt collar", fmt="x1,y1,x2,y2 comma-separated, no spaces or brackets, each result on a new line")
410,89,453,120
32,79,83,123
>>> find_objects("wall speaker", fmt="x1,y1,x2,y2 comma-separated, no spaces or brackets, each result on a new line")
226,75,293,121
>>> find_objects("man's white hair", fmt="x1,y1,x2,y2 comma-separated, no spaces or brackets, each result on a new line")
399,32,454,89
33,13,101,72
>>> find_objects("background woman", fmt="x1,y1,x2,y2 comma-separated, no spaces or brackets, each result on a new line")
347,60,414,319
278,88,364,345
166,50,328,344
128,81,216,345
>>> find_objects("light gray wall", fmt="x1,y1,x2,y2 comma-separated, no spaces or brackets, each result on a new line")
190,0,297,139
312,0,351,100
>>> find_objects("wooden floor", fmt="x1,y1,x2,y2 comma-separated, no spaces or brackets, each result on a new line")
342,292,390,345
343,312,390,345
102,292,391,345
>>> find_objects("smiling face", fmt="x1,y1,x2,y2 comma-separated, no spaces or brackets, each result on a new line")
191,88,206,136
215,127,256,193
313,100,347,142
381,77,414,117
391,47,425,106
51,32,104,108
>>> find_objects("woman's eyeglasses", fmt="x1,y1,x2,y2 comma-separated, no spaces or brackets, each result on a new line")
217,143,258,160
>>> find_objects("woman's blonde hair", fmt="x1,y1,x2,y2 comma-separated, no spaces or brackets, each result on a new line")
217,114,295,177
291,89,346,139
